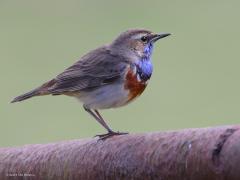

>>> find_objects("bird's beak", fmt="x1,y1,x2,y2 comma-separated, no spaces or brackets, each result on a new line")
151,33,171,43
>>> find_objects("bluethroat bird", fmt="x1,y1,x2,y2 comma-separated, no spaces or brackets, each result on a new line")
11,29,170,139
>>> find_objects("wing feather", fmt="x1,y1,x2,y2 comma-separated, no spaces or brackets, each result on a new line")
48,46,128,94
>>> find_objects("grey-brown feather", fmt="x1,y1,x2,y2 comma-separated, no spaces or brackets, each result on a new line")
48,46,129,94
11,29,151,103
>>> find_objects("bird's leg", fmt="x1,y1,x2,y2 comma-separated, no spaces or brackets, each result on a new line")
94,110,128,139
83,106,113,132
96,131,128,140
83,106,128,140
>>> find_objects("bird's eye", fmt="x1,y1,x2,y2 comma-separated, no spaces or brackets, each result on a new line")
141,36,147,42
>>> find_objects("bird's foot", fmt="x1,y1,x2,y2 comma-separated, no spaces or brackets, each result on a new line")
95,131,128,140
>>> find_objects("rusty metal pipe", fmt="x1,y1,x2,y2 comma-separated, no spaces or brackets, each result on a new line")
1,125,240,180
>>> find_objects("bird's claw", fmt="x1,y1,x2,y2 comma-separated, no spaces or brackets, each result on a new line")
95,131,128,140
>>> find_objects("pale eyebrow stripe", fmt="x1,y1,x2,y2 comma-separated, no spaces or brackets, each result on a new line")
132,33,147,39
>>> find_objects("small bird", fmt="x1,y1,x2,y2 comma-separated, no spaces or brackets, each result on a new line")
11,29,170,139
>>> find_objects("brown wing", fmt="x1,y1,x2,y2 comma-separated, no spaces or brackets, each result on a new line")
48,46,128,94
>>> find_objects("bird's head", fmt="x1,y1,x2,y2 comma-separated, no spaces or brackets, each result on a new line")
110,29,170,60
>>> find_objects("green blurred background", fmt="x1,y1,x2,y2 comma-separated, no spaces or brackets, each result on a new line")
1,0,240,147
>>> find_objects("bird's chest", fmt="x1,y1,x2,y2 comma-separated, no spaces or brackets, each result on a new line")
124,60,153,102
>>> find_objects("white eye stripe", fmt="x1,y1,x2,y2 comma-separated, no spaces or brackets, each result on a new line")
132,33,148,40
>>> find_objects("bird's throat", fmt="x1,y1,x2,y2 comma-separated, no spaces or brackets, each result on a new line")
136,58,153,82
134,43,153,82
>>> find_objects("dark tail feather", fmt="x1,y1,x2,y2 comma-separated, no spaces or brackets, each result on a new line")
11,89,40,103
11,79,56,103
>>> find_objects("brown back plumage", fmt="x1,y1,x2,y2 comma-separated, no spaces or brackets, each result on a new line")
11,29,155,103
11,46,129,102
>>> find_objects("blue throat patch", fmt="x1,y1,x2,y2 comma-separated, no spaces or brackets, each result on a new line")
136,43,153,81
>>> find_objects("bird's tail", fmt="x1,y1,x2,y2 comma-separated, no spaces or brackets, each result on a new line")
11,79,56,103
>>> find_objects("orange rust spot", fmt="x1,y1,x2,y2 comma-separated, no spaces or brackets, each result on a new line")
124,69,146,103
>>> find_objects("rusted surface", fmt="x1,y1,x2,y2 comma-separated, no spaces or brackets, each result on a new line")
212,128,237,166
0,125,240,180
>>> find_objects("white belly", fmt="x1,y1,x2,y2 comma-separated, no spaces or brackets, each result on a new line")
76,83,129,109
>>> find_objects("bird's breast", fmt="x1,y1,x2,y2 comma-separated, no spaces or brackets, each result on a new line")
124,62,152,103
